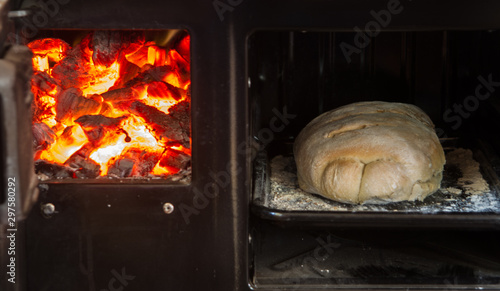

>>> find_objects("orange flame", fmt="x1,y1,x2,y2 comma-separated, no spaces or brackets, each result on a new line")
30,31,191,178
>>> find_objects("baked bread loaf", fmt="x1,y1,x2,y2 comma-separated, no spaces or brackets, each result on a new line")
293,101,445,204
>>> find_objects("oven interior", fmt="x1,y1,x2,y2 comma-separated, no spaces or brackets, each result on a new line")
248,30,500,289
249,30,500,146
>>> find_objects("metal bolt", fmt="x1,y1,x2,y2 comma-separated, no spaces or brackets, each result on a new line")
41,203,55,216
163,203,174,214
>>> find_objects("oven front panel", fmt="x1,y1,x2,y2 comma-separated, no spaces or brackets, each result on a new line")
3,0,500,290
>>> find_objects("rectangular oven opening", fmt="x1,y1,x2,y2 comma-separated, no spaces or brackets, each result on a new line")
28,29,191,181
248,30,500,289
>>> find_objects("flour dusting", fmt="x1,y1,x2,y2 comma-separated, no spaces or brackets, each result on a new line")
259,148,499,213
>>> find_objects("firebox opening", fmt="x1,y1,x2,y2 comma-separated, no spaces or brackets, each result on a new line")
29,29,191,182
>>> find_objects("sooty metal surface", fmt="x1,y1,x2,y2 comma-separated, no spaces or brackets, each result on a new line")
251,222,500,289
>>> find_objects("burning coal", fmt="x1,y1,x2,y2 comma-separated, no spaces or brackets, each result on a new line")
29,31,191,179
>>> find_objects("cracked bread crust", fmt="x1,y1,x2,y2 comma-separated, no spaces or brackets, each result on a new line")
293,101,445,204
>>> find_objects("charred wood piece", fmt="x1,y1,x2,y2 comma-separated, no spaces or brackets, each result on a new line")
147,81,184,100
169,50,190,86
51,45,92,89
124,65,172,87
102,87,139,102
92,31,122,67
174,34,190,62
108,149,161,178
32,71,60,95
75,114,127,145
64,147,101,179
111,59,141,90
32,122,55,151
128,101,189,147
55,88,101,123
120,31,146,55
159,149,191,172
27,38,70,64
107,158,135,178
35,160,72,179
168,100,190,139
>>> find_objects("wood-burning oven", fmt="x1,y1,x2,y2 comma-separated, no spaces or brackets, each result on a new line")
1,0,500,290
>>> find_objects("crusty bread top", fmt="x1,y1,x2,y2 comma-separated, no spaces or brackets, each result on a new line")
293,101,445,204
303,101,435,133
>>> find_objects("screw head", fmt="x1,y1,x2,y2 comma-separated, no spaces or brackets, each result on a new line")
163,203,174,214
41,203,55,217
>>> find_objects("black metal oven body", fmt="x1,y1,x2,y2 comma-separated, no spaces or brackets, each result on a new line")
1,0,500,290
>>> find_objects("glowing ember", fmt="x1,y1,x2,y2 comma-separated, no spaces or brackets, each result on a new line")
30,31,191,179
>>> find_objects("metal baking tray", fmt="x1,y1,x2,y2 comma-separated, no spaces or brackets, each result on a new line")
251,139,500,229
